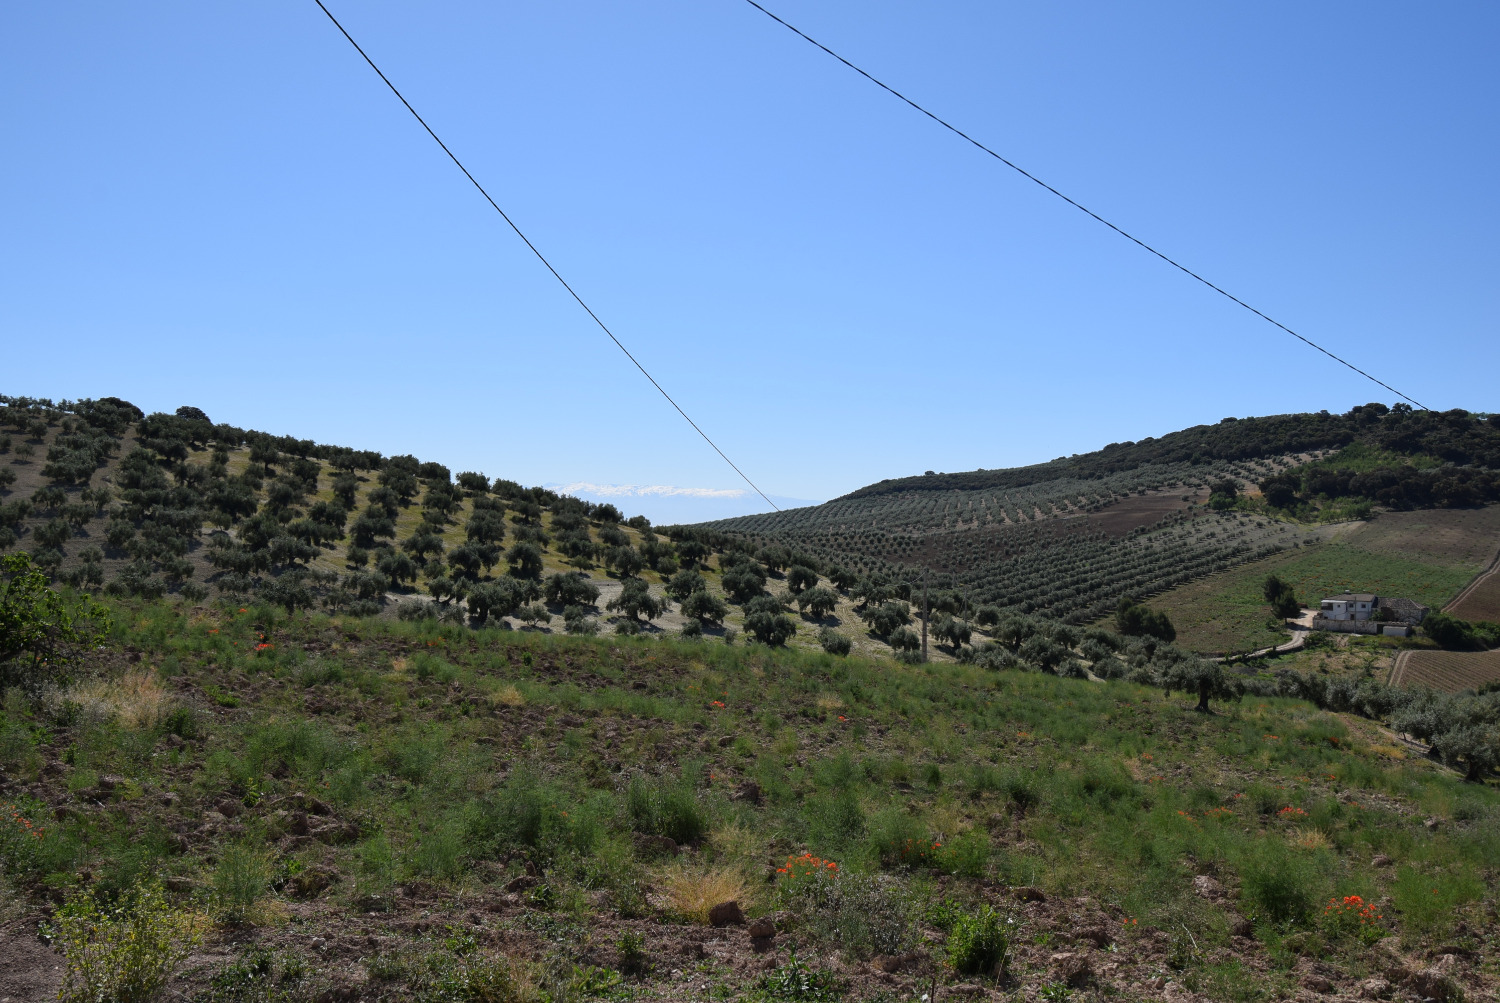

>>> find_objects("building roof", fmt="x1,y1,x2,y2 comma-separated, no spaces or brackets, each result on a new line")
1322,594,1376,603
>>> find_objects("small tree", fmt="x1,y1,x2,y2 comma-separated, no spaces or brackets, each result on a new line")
1,552,111,687
744,596,797,646
506,542,544,580
544,571,600,608
818,628,851,655
679,589,729,626
665,568,706,602
721,566,766,604
607,578,665,623
1115,597,1176,642
1161,658,1242,713
376,550,419,590
796,586,839,620
785,564,819,595
887,626,921,652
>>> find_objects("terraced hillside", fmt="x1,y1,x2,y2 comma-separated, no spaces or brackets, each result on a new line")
684,407,1500,627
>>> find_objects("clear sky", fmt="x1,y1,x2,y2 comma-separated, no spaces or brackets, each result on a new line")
3,2,1496,523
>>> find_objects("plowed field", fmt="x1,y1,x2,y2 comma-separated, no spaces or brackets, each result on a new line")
1447,562,1500,623
1393,649,1500,693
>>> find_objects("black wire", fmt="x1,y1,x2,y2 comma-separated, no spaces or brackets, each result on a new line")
311,0,780,512
740,0,1429,411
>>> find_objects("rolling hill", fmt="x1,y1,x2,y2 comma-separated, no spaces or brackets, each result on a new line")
3,393,1500,1002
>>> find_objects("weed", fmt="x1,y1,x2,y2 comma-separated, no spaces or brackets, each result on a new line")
758,952,843,1001
51,879,201,1003
661,866,746,924
615,930,650,976
213,845,273,924
946,904,1012,979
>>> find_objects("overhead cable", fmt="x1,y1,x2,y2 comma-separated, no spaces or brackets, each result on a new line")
312,0,780,511
740,0,1429,410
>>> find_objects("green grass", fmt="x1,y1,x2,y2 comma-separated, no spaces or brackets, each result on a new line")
1148,540,1481,654
3,598,1497,1000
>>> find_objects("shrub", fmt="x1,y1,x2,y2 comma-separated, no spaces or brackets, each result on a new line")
1320,894,1385,945
759,952,844,1001
818,629,851,655
778,863,913,961
1240,843,1318,927
52,880,201,1003
625,772,708,845
947,904,1012,978
212,845,273,924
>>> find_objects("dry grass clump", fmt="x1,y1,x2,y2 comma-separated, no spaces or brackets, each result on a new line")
815,693,844,712
660,866,747,924
66,671,172,729
1288,827,1331,851
488,684,527,708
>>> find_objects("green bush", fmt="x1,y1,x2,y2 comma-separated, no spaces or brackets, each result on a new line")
624,772,707,846
1240,843,1319,927
53,879,201,1003
817,629,851,655
212,845,273,923
946,903,1012,978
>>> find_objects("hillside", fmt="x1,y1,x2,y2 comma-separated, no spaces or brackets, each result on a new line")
2,394,1500,1002
3,601,1498,1003
680,405,1500,643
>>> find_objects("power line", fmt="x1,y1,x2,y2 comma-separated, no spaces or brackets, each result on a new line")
311,1,780,512
740,0,1429,411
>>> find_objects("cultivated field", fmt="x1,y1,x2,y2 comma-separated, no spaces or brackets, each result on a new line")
1391,648,1500,693
1145,509,1500,654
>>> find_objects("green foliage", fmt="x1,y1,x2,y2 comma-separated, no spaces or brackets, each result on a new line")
52,879,201,1003
946,904,1012,977
758,952,843,1001
624,771,708,845
1423,612,1500,650
1,551,111,686
1115,597,1176,642
606,579,665,623
817,628,851,655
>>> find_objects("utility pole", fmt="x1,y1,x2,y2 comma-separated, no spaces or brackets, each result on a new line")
921,566,929,663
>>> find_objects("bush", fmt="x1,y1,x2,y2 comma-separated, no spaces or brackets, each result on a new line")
213,845,273,923
817,629,851,655
779,866,913,960
946,904,1012,978
52,880,201,1003
1241,843,1318,927
625,772,708,846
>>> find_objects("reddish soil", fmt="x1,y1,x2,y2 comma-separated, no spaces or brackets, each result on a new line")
1084,491,1198,538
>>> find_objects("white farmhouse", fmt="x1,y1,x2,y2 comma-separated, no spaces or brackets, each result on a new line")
1319,592,1376,621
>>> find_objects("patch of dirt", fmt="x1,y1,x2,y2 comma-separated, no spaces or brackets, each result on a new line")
1084,490,1200,538
0,920,65,1003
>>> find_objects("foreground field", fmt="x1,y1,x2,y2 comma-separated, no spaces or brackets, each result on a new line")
1,600,1497,1003
1145,509,1500,655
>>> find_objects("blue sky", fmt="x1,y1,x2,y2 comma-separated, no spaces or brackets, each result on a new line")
3,2,1496,523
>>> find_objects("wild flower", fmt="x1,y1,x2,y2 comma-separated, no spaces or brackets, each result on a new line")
3,802,45,841
1322,894,1383,942
1278,806,1308,818
777,853,839,883
711,700,726,709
